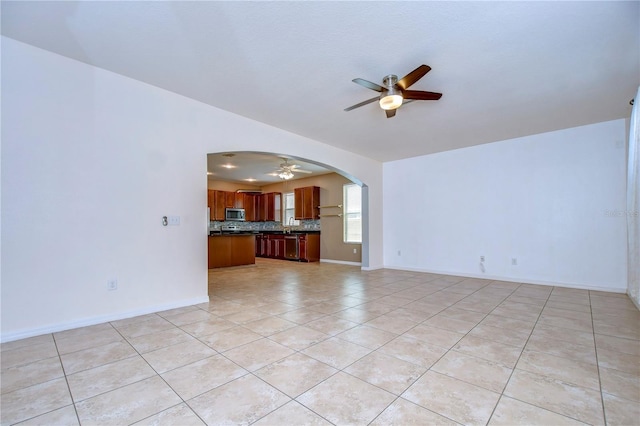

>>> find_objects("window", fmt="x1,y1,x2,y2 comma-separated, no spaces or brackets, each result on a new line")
283,192,298,226
343,184,362,243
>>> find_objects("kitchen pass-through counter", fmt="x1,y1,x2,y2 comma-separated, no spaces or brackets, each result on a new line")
208,231,321,269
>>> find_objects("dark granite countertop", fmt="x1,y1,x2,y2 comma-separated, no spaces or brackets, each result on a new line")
208,232,257,237
259,230,321,235
209,230,320,236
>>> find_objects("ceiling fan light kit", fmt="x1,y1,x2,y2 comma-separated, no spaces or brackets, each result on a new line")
275,158,312,180
346,64,442,118
278,171,294,180
379,75,403,110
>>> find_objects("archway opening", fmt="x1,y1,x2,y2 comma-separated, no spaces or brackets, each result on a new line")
205,150,370,270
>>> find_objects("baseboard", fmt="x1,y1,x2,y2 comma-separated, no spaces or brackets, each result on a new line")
320,259,362,266
360,261,384,271
361,265,383,271
0,295,210,343
383,264,627,294
629,292,640,311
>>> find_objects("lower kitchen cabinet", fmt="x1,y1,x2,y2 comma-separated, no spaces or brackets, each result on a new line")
270,236,285,259
255,234,268,257
255,233,320,262
298,233,320,262
209,235,255,268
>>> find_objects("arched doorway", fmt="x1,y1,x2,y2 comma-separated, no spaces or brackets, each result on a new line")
206,151,371,268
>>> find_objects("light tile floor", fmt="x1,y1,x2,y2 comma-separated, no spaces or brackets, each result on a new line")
2,259,639,425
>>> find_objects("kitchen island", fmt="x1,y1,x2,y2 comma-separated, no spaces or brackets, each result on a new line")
208,234,256,269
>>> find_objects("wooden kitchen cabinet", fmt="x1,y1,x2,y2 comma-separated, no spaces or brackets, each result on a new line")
207,190,228,221
207,190,215,220
268,235,285,259
243,194,256,221
209,190,253,220
257,192,281,222
233,192,244,208
225,192,236,208
214,190,226,220
294,186,320,220
255,234,268,257
298,233,320,262
256,234,286,260
208,235,255,268
210,190,278,222
256,233,320,262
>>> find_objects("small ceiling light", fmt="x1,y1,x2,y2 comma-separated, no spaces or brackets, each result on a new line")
245,178,257,182
207,171,213,175
379,74,403,110
379,93,403,110
221,164,236,169
278,171,294,180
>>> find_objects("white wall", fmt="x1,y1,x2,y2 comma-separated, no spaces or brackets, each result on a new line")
0,37,383,342
384,120,628,292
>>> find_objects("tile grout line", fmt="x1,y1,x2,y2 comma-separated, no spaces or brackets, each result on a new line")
404,279,523,424
491,288,605,425
356,277,521,425
51,331,83,426
589,289,608,426
372,277,531,424
483,284,552,424
107,319,212,426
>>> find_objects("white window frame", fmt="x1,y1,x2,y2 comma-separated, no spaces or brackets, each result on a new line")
283,192,299,226
343,183,362,243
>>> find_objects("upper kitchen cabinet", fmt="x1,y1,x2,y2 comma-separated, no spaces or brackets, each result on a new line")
209,190,245,220
258,192,281,222
214,190,226,220
294,186,320,220
207,190,226,221
225,191,245,208
207,190,214,220
243,193,256,222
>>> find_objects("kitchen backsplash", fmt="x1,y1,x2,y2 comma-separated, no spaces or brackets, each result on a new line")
209,220,320,232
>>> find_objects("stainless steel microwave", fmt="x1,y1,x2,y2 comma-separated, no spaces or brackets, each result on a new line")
225,208,245,221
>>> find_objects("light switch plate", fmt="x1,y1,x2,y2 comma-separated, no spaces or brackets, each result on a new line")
168,216,180,226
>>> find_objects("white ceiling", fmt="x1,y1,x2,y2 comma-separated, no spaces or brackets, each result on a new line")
2,1,638,163
207,152,331,186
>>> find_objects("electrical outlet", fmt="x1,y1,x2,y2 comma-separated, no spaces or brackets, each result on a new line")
107,279,118,291
353,248,357,254
480,256,485,262
168,216,180,226
511,258,518,266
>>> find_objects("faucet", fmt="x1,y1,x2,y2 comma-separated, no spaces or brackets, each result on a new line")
283,217,294,234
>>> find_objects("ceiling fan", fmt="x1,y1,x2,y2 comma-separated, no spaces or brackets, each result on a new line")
344,64,442,118
274,158,311,180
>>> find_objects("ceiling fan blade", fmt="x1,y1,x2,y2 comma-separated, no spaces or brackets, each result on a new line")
352,78,384,92
402,90,442,101
292,169,312,174
344,96,379,111
385,109,397,119
396,65,431,90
